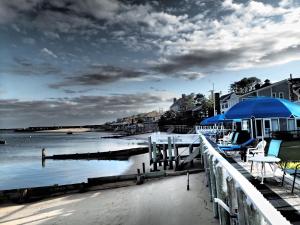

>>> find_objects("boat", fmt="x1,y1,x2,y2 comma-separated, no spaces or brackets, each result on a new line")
66,132,73,135
0,140,6,144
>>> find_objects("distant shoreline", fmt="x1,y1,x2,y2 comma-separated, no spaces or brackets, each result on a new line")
36,128,92,133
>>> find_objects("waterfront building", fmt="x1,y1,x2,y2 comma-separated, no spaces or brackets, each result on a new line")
220,76,300,113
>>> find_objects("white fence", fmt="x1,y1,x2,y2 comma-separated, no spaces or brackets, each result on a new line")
200,133,291,225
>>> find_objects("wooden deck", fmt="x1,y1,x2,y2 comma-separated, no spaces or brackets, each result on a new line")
228,154,300,224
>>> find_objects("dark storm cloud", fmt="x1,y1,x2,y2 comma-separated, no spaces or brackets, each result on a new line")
259,45,300,65
0,93,172,127
152,48,246,74
49,65,148,88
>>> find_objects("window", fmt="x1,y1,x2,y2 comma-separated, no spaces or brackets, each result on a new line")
297,119,300,130
288,119,296,131
272,92,276,98
271,119,279,131
279,92,284,99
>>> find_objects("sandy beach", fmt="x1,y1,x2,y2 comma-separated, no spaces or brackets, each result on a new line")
36,128,92,133
0,173,218,225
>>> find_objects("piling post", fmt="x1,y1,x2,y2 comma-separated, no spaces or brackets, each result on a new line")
148,137,153,165
42,148,46,159
152,142,158,171
187,171,190,191
173,137,179,170
168,137,173,169
163,144,168,170
189,145,194,167
215,166,230,225
158,146,162,167
136,169,143,185
142,162,146,174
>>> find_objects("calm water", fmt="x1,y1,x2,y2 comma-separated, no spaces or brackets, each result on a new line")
0,131,147,190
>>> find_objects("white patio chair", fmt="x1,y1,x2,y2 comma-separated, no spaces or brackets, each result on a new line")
246,140,267,162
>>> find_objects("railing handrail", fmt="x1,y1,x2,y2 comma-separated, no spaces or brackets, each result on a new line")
200,133,291,225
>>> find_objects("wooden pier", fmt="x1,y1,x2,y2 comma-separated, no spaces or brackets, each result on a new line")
148,133,201,171
43,147,148,161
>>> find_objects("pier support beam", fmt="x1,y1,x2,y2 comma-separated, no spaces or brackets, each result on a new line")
168,137,173,170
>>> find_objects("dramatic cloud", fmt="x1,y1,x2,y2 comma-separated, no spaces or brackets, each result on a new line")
151,48,246,74
49,65,148,88
0,92,173,128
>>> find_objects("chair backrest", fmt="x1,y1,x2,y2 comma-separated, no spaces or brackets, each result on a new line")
232,132,239,144
241,138,256,147
228,132,233,140
257,140,267,151
267,140,282,157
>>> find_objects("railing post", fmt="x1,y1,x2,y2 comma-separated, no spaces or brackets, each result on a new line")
215,166,230,225
226,176,238,225
236,188,247,225
209,155,218,218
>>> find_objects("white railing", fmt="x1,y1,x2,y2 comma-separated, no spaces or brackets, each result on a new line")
200,133,291,225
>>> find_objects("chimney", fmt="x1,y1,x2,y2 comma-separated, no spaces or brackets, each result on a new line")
214,92,221,115
173,98,177,103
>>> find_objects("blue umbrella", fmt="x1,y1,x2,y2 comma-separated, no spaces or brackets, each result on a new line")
225,97,300,119
200,114,225,125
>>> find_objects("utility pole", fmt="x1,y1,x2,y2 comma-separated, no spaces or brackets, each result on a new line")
212,83,215,116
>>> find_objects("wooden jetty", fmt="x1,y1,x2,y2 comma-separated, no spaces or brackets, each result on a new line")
148,133,201,171
44,147,148,161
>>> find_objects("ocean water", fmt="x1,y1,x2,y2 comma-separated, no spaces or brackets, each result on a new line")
0,131,148,190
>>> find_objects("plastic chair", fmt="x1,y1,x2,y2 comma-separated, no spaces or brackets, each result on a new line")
246,140,267,162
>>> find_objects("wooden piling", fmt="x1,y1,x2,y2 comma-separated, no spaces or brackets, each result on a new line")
158,146,162,167
42,148,46,159
148,137,153,165
152,142,158,171
173,137,179,170
168,137,173,169
142,162,146,174
189,145,194,167
163,144,168,170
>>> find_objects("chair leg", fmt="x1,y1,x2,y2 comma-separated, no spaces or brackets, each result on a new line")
282,162,287,186
250,161,253,173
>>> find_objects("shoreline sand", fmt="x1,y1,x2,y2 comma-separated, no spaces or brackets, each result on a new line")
0,174,218,225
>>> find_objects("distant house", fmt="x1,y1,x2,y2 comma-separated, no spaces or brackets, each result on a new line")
220,77,300,113
170,94,195,112
220,92,240,114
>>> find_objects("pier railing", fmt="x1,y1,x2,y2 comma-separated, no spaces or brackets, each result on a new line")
200,133,291,225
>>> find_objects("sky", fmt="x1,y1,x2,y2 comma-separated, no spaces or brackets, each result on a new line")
1,0,300,128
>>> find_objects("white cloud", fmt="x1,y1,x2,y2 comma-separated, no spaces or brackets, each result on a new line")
41,48,58,58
